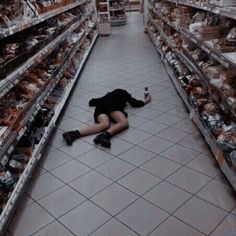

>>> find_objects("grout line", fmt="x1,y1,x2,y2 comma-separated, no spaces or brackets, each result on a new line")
23,201,77,236
87,217,141,236
31,219,77,236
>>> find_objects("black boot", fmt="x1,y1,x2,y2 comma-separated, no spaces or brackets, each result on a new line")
93,131,111,148
62,130,80,145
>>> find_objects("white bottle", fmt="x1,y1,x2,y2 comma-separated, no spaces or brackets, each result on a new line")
144,87,149,99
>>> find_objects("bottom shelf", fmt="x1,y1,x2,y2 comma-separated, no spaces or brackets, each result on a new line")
0,32,98,234
147,30,236,191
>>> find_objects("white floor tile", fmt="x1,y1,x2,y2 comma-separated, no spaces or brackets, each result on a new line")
91,183,138,215
116,198,169,235
90,218,138,236
78,148,114,168
153,113,183,126
26,172,64,201
50,159,91,183
160,144,199,165
38,185,86,218
69,171,113,198
166,166,211,194
39,149,72,171
144,181,192,213
139,136,174,154
9,203,54,236
156,127,189,143
141,155,181,179
138,120,168,135
187,153,221,178
174,197,227,235
179,132,210,154
58,117,84,131
96,158,135,181
149,216,204,236
119,128,152,144
118,146,156,166
59,140,94,158
59,201,111,236
118,168,161,195
196,180,236,212
173,118,197,133
100,138,134,156
211,214,236,236
32,221,74,236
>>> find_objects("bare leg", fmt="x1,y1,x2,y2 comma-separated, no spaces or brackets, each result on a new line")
106,111,129,136
62,114,110,145
79,114,110,137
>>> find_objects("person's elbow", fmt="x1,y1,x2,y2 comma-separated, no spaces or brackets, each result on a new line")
89,99,96,106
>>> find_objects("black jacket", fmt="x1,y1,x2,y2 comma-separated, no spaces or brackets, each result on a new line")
89,89,144,118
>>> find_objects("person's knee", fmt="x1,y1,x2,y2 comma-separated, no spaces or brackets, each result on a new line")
101,121,110,130
122,120,129,129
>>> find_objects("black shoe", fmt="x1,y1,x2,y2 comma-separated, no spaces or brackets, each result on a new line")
93,132,111,148
62,130,80,145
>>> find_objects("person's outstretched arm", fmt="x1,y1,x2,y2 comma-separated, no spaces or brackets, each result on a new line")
125,90,151,107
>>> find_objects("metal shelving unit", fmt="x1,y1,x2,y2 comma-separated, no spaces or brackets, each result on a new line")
97,0,111,35
0,32,98,233
147,1,236,190
149,7,236,119
0,0,88,39
0,1,98,234
150,5,236,69
0,16,88,99
109,0,126,26
165,0,236,21
147,28,236,190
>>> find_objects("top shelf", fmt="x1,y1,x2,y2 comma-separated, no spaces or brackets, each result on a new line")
0,0,88,40
165,0,236,20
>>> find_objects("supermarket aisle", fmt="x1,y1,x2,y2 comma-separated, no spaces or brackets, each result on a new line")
7,13,236,236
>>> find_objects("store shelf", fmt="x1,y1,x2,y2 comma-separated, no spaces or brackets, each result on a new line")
97,0,111,35
165,0,236,20
152,10,236,107
149,17,236,122
0,0,88,40
147,29,236,191
150,4,236,69
0,31,87,163
149,6,236,117
109,0,126,26
0,15,89,99
126,0,140,11
0,32,98,235
110,7,125,11
99,11,110,14
181,28,234,68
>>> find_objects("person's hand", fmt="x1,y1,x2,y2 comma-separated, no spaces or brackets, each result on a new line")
144,94,151,105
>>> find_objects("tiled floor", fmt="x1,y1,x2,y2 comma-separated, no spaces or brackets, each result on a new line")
7,13,236,236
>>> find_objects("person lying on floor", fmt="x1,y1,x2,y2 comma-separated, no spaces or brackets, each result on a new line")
62,88,151,148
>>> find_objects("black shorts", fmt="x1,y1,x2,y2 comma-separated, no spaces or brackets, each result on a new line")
94,106,128,123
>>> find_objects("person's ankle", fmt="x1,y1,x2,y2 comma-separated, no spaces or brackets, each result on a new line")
74,130,81,138
104,131,112,139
